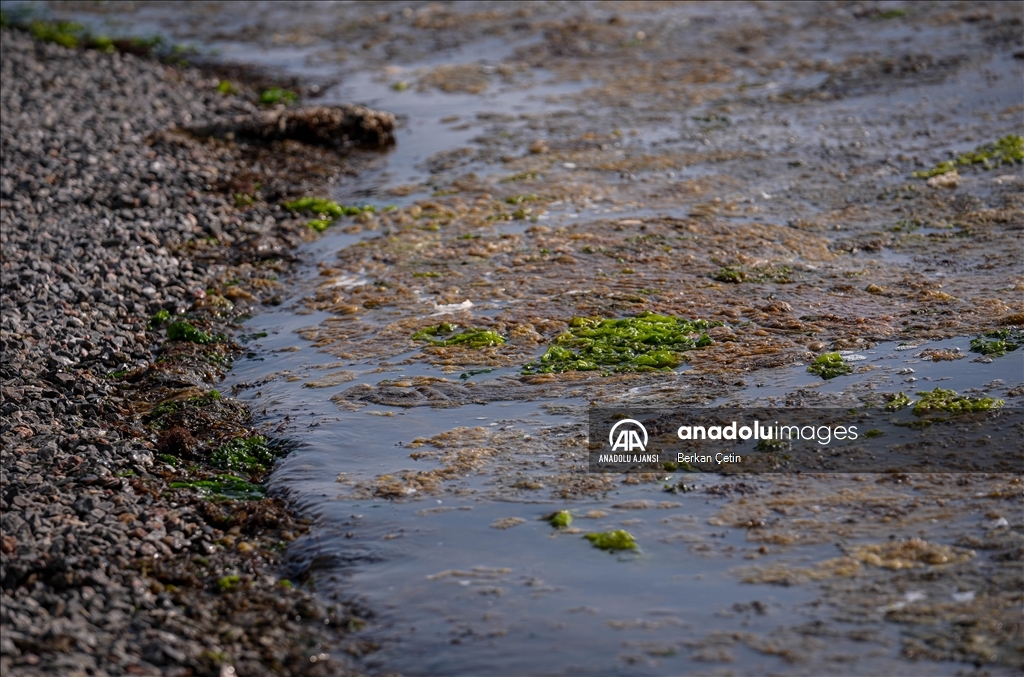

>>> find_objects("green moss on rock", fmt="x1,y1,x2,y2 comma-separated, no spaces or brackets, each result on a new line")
210,435,277,474
149,309,172,327
167,320,215,344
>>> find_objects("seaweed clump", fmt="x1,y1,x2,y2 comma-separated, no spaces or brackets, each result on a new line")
913,388,1004,415
411,323,506,348
5,14,169,58
713,265,792,284
913,135,1023,178
210,435,278,474
168,475,266,500
548,510,573,528
259,87,297,105
807,352,853,380
149,309,172,327
523,313,718,374
585,530,638,551
167,320,217,344
969,329,1022,357
283,197,376,232
884,392,913,411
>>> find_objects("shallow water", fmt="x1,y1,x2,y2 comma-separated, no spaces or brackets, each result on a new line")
22,2,1024,674
229,271,1021,675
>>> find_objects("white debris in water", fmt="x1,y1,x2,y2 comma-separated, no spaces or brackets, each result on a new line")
986,516,1009,530
324,274,366,289
562,162,577,169
838,352,867,361
880,590,927,613
431,300,474,314
952,590,976,603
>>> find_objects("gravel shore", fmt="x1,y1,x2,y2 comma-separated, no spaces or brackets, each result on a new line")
1,28,372,676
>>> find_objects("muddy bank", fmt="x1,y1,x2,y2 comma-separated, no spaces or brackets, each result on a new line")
0,26,389,676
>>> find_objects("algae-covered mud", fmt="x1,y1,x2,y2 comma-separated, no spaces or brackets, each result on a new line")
29,1,1024,675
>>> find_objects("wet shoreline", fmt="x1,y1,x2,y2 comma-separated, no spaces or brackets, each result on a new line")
0,23,381,676
3,2,1023,676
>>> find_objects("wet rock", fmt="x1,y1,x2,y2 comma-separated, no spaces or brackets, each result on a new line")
187,104,396,149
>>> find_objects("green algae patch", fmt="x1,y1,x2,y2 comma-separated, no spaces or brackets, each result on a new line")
913,388,1004,416
549,510,573,528
970,329,1022,357
411,323,506,348
884,392,913,411
210,435,277,474
28,19,85,48
149,309,172,328
169,475,266,500
283,197,376,232
259,87,297,105
913,135,1023,178
500,171,539,183
150,391,224,420
807,352,853,380
524,314,717,375
713,265,792,284
585,530,638,551
504,194,538,204
756,438,789,453
7,15,170,57
167,320,216,344
216,575,241,592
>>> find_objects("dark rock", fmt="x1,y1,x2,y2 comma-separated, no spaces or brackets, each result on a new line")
186,105,396,149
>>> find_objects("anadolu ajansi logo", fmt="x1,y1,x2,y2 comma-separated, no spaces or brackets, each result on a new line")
609,418,649,453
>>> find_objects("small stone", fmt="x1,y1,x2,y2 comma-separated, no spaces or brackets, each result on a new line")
490,517,526,529
927,171,960,189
